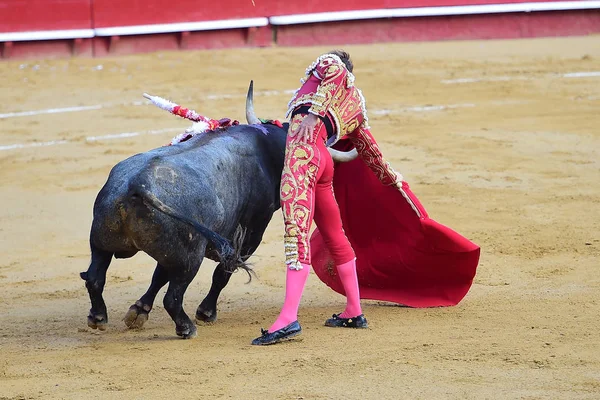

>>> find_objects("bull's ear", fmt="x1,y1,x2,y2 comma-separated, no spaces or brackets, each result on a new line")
80,271,88,280
246,80,261,125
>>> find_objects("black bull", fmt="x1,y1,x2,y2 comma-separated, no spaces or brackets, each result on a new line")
80,82,357,338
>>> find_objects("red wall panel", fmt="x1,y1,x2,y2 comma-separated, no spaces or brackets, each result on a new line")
0,0,589,34
0,0,92,32
275,10,600,46
91,0,575,28
262,0,574,16
1,0,596,60
2,38,93,59
92,0,266,28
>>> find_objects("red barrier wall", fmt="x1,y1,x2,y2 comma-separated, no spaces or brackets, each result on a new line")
92,0,266,27
0,0,588,33
275,10,600,46
90,0,594,27
91,27,272,57
0,0,91,32
0,0,598,59
259,0,578,15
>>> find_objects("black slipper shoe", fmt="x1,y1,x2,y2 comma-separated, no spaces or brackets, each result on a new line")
251,321,302,345
324,314,368,328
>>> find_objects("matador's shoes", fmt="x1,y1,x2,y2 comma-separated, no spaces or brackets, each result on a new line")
251,321,302,345
324,314,369,328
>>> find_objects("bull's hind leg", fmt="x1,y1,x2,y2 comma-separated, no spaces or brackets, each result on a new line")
163,257,203,339
124,263,169,329
196,226,266,323
81,246,113,330
196,262,232,323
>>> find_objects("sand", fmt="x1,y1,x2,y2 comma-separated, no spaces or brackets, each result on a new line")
0,36,599,399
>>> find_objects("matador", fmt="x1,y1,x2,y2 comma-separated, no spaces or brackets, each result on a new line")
252,50,404,345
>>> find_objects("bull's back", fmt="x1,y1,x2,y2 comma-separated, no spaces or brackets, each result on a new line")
90,125,286,255
159,125,286,220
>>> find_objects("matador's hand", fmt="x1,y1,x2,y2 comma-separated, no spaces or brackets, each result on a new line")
297,114,319,143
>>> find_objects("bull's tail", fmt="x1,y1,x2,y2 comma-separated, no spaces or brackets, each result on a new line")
131,188,253,280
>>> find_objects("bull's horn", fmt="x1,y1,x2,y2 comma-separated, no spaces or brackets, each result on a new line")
328,148,359,162
246,80,261,125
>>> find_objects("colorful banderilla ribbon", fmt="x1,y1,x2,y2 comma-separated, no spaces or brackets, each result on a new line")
143,93,222,131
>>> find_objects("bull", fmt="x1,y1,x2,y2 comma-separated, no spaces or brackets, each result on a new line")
80,82,357,338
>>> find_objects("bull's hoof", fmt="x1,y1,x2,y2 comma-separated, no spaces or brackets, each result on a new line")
195,306,217,324
176,324,197,339
123,301,150,329
87,314,107,331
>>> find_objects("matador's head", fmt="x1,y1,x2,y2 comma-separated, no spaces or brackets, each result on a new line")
327,49,353,73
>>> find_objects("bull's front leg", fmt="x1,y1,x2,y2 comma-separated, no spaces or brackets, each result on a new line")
80,246,113,330
123,262,169,329
196,262,233,323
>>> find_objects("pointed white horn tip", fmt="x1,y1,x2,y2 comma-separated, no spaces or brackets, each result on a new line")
327,148,359,163
143,93,152,100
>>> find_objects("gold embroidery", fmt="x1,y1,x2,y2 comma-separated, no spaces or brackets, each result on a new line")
289,118,302,136
286,54,371,146
286,93,319,118
349,127,399,186
280,115,322,269
327,87,364,144
308,72,345,118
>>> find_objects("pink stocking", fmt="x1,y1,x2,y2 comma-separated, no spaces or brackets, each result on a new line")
268,263,310,333
337,258,363,318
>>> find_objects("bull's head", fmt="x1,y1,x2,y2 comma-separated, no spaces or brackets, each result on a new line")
245,81,359,163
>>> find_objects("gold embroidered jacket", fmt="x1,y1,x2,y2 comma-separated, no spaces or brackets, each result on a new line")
287,54,400,186
287,54,368,141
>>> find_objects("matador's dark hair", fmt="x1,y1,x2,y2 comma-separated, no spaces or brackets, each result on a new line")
328,49,353,73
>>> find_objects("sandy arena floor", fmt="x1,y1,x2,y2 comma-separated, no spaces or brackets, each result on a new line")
0,36,599,399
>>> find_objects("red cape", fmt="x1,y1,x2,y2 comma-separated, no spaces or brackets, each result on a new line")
310,139,480,307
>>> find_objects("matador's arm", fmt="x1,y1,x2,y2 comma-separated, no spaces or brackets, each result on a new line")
348,127,402,187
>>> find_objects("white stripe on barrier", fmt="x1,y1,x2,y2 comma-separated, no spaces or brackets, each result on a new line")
269,1,600,25
0,29,95,42
0,18,268,43
94,17,269,37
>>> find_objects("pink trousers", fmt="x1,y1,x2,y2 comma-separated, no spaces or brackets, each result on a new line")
280,113,355,270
